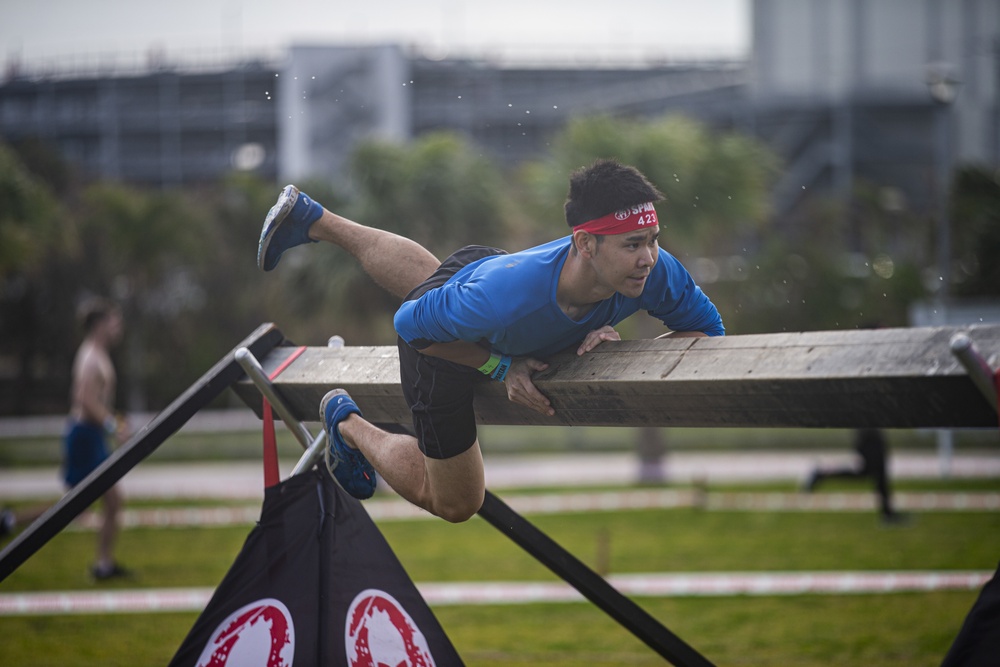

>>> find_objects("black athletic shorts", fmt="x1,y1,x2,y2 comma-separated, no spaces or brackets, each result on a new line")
397,245,508,460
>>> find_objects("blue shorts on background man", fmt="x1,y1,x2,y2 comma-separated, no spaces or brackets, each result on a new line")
63,420,109,487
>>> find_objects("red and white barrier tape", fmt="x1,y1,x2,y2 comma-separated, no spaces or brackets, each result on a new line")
0,571,990,615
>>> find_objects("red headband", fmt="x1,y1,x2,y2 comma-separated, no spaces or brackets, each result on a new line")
572,202,659,235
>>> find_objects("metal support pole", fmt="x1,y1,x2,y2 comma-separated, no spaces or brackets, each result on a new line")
478,492,715,667
235,347,314,451
950,334,999,412
935,98,953,314
236,346,330,479
291,432,328,477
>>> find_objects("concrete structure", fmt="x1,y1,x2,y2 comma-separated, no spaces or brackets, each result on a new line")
279,45,411,182
750,0,1000,217
0,60,279,186
0,48,743,186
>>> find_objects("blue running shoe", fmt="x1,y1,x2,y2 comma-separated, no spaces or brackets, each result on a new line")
320,389,377,499
257,184,324,271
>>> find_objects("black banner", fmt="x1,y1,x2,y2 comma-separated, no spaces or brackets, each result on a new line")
170,469,462,666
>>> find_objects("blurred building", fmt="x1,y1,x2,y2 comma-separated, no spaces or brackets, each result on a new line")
751,0,1000,218
0,45,743,187
0,0,997,223
0,58,280,187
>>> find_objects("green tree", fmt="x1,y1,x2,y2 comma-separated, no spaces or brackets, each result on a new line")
0,143,74,414
715,235,925,334
350,132,511,252
0,143,62,276
73,184,217,410
518,115,779,250
951,166,1000,298
271,132,515,345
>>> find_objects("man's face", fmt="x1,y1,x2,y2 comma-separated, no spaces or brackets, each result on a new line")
591,226,660,298
101,310,124,347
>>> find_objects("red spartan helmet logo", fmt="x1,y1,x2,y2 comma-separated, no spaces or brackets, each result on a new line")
345,589,435,667
196,598,295,667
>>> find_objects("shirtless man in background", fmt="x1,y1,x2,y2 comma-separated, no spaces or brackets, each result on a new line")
65,297,130,580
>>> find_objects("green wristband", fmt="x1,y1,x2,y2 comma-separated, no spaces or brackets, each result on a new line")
478,353,501,376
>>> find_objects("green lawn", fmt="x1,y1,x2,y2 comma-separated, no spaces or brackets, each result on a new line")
0,593,979,667
1,498,997,666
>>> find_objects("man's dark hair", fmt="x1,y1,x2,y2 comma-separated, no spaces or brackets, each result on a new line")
564,159,664,228
78,297,118,334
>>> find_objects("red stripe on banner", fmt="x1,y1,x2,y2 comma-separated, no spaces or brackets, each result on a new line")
261,401,279,488
261,346,308,489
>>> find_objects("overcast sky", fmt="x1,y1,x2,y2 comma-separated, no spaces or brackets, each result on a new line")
1,0,749,67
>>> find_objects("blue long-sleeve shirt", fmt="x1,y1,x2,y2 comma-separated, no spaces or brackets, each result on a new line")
394,236,724,359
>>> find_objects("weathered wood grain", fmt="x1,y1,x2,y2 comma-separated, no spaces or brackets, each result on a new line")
230,325,1000,429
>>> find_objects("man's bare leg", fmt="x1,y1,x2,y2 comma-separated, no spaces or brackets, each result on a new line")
308,211,441,301
337,414,485,523
96,485,122,569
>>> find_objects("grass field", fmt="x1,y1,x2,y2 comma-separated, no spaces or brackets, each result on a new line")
1,593,981,666
2,486,998,666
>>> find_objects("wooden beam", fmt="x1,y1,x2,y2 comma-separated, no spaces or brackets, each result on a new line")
230,325,1000,429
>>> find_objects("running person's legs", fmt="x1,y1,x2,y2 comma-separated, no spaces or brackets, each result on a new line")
97,484,123,572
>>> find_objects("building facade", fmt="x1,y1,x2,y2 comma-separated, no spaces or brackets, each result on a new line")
751,0,1000,216
0,47,744,187
1,0,997,222
0,60,279,186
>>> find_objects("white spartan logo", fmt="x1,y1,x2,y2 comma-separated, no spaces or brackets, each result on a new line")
345,589,436,667
196,598,295,667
